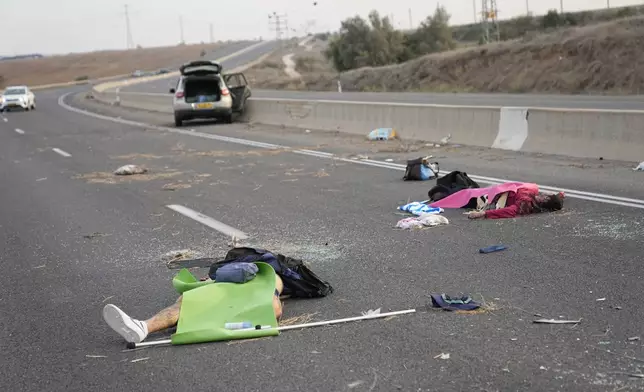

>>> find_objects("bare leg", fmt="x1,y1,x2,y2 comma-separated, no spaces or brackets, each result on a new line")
144,296,182,333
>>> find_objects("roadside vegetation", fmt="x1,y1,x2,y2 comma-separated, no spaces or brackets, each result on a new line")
247,5,644,96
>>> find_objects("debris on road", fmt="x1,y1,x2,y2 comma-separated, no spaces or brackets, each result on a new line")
361,308,381,316
83,232,110,240
440,134,452,145
350,154,369,160
397,201,443,216
402,157,439,181
130,357,150,363
431,294,481,311
627,336,640,341
479,244,508,254
114,164,148,176
367,128,397,141
633,161,644,171
596,297,606,301
161,249,204,263
434,353,450,360
533,318,582,325
162,182,191,191
396,215,449,230
85,355,107,359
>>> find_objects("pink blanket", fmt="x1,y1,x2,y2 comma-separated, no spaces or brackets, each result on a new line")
429,182,539,209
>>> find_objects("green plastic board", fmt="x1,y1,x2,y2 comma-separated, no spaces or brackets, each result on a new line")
171,262,280,345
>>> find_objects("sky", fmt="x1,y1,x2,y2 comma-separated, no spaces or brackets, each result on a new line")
2,0,643,55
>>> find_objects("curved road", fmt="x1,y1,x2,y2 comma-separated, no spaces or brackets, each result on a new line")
116,39,644,110
1,85,643,391
122,40,280,94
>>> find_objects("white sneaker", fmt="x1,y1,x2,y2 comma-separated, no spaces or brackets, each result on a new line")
102,304,148,343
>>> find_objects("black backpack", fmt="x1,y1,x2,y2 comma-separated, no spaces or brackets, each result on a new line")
208,247,333,299
403,158,439,181
428,171,480,207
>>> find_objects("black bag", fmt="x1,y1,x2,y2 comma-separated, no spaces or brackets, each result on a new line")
428,171,480,208
403,158,439,181
208,247,333,299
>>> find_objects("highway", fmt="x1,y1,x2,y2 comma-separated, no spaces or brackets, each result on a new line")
0,82,643,391
121,40,280,94
116,39,644,110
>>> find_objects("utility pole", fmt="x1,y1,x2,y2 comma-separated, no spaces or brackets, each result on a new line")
268,12,287,46
473,0,477,22
481,0,500,43
607,0,610,8
560,0,564,14
209,23,214,43
408,8,412,29
124,4,134,49
179,15,185,44
526,0,530,15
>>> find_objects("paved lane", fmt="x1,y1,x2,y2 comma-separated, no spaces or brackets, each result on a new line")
0,89,643,391
122,41,279,94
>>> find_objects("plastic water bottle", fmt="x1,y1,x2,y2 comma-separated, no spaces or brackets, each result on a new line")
224,322,252,330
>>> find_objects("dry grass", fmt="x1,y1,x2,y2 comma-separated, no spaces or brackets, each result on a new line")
244,39,336,90
247,17,644,95
0,42,233,87
306,17,644,95
74,171,182,184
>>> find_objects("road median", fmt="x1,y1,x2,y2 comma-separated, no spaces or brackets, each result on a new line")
90,88,644,163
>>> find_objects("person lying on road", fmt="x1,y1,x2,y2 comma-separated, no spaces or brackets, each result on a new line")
102,275,284,344
468,188,564,220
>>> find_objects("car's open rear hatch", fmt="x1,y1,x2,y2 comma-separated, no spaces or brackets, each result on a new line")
180,61,222,76
184,76,222,103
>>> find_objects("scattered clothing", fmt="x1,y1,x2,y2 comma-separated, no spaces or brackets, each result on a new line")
396,215,449,230
398,201,443,216
431,294,481,311
429,182,538,209
634,161,644,171
403,157,439,181
214,262,258,283
209,247,333,298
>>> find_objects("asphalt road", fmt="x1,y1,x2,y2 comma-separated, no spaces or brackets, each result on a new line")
122,40,280,94
1,88,643,392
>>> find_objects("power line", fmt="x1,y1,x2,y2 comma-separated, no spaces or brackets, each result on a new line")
124,4,134,49
481,0,500,43
268,12,288,44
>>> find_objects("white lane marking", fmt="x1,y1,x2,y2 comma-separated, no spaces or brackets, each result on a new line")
58,93,644,210
52,148,71,157
14,128,24,134
166,204,249,240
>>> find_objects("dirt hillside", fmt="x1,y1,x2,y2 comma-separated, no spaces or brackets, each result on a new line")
250,17,644,95
0,42,237,87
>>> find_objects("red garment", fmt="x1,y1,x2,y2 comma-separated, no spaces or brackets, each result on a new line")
484,187,539,219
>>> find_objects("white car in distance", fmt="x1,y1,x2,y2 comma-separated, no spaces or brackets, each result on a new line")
0,86,36,112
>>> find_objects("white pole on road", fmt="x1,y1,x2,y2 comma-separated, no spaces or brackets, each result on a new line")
126,309,417,349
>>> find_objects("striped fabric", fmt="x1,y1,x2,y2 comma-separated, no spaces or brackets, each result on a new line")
398,201,443,216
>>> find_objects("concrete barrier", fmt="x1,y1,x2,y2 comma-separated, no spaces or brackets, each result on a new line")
90,89,644,163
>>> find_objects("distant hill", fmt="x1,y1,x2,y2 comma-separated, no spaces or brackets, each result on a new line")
0,54,44,61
